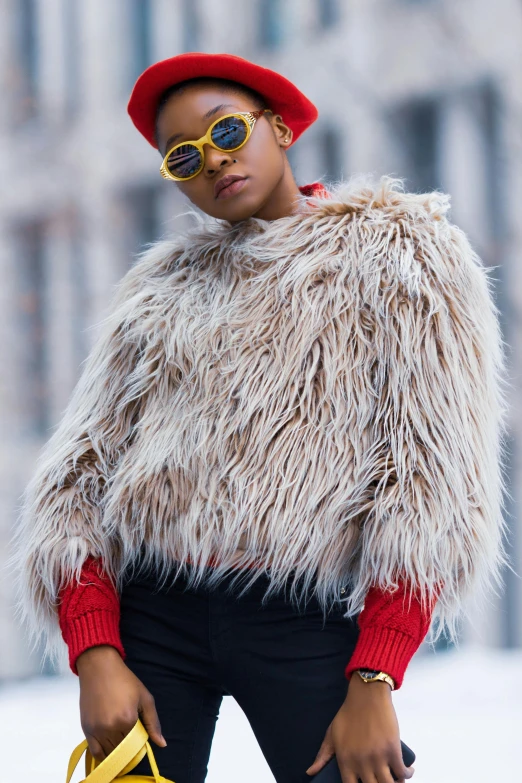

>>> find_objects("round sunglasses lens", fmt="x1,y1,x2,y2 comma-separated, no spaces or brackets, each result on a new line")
167,144,202,179
211,116,248,150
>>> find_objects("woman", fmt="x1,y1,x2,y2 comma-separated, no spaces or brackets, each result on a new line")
11,53,509,783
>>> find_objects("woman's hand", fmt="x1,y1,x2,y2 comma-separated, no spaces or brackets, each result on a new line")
305,673,415,783
76,645,167,763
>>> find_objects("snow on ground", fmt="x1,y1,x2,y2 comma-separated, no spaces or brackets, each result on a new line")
1,645,521,783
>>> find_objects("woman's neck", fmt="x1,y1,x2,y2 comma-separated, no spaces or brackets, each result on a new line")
227,170,302,225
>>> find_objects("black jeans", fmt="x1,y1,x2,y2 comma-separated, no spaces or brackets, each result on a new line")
119,559,360,783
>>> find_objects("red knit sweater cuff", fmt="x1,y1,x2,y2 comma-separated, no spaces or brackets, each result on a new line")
61,609,127,676
344,626,421,691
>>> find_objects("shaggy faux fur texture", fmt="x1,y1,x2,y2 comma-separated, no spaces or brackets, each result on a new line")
10,175,512,667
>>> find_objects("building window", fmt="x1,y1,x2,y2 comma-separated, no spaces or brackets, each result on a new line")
318,0,340,29
15,221,50,437
63,0,80,116
259,0,285,49
68,212,88,366
182,0,201,52
13,0,39,122
393,97,442,192
474,81,513,648
478,81,504,246
129,0,153,86
123,184,162,262
321,125,343,183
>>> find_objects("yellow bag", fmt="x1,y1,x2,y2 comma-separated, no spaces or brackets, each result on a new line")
65,718,175,783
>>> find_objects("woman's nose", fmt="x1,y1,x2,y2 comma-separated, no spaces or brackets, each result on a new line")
203,144,234,174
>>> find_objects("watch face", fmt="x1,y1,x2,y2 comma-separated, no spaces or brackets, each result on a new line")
360,669,381,678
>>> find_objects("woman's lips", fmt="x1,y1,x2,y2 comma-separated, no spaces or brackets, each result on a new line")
216,177,248,199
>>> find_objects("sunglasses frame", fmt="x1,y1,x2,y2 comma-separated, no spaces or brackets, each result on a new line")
159,109,273,182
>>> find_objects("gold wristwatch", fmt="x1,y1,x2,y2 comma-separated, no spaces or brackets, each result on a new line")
356,668,396,690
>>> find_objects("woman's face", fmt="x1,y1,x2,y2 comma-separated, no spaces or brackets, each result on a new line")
155,84,300,223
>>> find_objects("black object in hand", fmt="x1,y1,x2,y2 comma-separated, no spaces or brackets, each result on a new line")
310,739,415,783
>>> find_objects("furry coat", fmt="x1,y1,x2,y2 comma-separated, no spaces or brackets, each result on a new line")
11,176,511,665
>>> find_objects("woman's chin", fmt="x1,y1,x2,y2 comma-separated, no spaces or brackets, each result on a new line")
216,199,262,224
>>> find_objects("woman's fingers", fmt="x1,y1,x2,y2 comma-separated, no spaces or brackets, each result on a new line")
339,754,412,783
340,770,360,783
389,749,415,782
375,762,400,783
91,723,134,761
375,757,415,783
305,723,334,775
306,753,335,776
86,734,105,763
138,689,167,748
82,711,138,761
338,758,378,783
354,768,380,783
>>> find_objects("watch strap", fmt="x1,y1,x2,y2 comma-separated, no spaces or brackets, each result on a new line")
356,669,396,690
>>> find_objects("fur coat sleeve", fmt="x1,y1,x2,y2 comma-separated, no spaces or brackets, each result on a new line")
8,255,156,665
335,180,511,644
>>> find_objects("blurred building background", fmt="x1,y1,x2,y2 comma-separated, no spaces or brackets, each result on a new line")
1,0,521,679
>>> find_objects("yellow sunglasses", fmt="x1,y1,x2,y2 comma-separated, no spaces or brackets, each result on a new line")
159,109,273,182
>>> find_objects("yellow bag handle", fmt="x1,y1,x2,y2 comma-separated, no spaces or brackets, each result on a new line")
65,718,174,783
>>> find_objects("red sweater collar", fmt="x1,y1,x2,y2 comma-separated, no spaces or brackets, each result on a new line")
298,182,330,199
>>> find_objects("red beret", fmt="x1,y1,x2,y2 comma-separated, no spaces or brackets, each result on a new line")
127,51,319,150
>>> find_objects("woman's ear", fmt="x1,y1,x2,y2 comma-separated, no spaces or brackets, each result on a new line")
272,114,293,148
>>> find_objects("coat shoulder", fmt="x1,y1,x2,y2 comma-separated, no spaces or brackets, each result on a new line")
317,175,493,300
314,175,452,228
